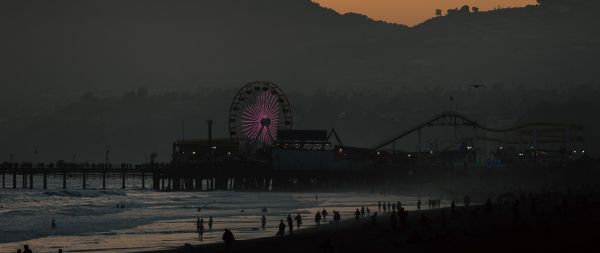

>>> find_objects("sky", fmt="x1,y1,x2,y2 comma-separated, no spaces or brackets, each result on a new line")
312,0,538,26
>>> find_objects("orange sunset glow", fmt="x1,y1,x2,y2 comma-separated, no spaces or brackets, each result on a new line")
312,0,538,26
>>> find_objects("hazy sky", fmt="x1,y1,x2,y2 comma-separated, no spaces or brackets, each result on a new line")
313,0,537,26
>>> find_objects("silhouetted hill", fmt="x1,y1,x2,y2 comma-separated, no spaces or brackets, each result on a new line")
0,0,404,97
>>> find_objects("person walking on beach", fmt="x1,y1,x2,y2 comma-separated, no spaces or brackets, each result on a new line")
315,211,322,226
417,199,422,211
261,215,267,230
378,201,381,211
197,218,205,240
287,214,294,236
397,201,402,209
277,220,286,236
51,219,57,229
208,216,214,232
222,228,235,250
361,206,365,217
322,209,328,221
367,207,371,216
295,213,302,228
354,209,361,223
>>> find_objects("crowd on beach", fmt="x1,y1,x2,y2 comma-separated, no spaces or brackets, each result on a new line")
10,189,597,253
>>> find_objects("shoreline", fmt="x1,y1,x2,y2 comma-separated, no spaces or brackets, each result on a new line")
141,193,599,253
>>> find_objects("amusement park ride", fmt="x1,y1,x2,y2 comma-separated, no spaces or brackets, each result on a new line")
172,81,587,170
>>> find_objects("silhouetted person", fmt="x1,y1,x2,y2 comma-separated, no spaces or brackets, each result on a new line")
513,200,521,224
383,203,387,213
198,218,205,240
440,210,448,232
371,212,378,225
315,211,322,226
58,250,62,253
208,216,214,232
378,201,381,211
277,220,286,236
261,215,267,230
23,245,32,253
530,196,537,215
361,206,365,217
295,213,302,228
354,209,361,223
51,219,56,229
387,202,391,211
390,210,397,229
417,199,422,211
222,228,235,250
485,198,493,214
322,209,328,221
392,203,396,211
366,207,370,216
287,214,294,236
397,201,402,209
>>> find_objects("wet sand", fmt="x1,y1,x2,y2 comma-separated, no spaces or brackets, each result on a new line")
144,193,599,253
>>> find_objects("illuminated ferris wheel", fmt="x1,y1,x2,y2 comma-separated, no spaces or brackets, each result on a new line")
229,81,292,152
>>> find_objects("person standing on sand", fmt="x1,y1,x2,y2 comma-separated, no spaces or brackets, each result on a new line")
366,207,370,216
278,220,286,236
261,215,267,230
322,209,328,221
196,218,200,235
354,209,361,223
295,213,302,228
315,211,322,226
51,218,57,229
378,201,381,211
208,216,214,232
287,214,294,236
23,245,32,253
361,206,365,217
198,218,205,240
222,228,235,250
417,199,422,211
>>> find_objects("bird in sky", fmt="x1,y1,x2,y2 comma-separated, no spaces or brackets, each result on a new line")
470,84,486,88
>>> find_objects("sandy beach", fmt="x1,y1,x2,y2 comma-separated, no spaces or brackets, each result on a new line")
144,192,599,253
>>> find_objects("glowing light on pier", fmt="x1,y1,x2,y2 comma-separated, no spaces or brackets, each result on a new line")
241,91,280,144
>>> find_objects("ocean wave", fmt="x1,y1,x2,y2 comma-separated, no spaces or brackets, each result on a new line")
44,190,127,198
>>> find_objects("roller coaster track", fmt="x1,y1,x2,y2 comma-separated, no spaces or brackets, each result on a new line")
373,111,584,150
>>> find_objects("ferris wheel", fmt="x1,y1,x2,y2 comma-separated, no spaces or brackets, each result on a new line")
229,81,292,152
